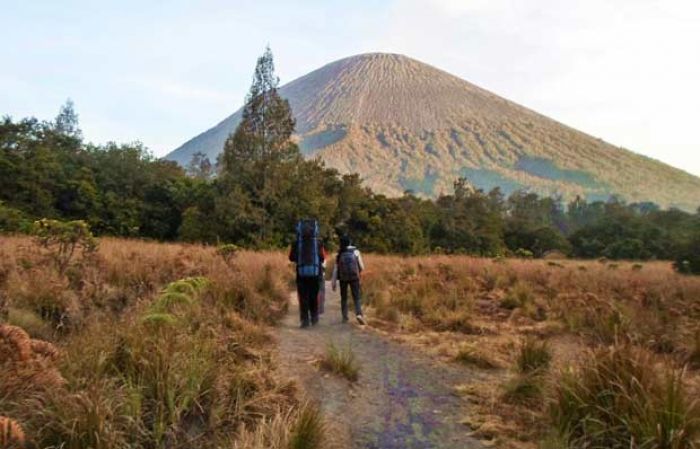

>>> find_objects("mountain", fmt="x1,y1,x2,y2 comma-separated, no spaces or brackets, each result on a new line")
166,53,700,211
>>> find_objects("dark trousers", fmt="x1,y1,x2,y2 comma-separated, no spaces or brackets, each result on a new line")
340,280,362,319
297,276,320,324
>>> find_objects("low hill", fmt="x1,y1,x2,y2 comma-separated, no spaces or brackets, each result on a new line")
166,53,700,211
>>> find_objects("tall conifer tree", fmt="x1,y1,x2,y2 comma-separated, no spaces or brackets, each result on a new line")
220,46,300,243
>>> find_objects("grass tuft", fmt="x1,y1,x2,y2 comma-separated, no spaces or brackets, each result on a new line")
454,344,500,369
516,337,552,374
503,372,545,406
550,344,700,448
289,402,325,449
319,342,359,382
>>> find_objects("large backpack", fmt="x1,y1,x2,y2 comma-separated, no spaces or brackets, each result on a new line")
296,219,320,278
337,249,360,282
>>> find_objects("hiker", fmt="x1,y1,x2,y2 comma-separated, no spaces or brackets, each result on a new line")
331,236,367,325
289,219,327,328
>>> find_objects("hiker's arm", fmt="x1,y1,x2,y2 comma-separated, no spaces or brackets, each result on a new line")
331,264,338,290
356,250,365,272
288,243,297,263
320,243,327,262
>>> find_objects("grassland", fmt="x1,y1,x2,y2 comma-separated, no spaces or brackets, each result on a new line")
360,254,700,448
0,236,325,449
3,235,700,448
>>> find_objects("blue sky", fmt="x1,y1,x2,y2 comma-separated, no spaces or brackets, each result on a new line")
2,0,700,176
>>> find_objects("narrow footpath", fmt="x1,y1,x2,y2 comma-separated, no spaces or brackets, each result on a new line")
277,282,484,449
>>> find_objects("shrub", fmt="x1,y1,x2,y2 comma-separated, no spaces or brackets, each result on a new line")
319,342,359,382
515,248,534,259
550,344,700,448
0,201,30,234
217,244,240,263
32,219,97,274
673,233,700,275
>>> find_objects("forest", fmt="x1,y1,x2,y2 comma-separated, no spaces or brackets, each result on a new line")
1,51,699,274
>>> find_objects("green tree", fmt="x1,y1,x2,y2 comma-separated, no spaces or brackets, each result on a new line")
219,46,300,245
54,99,82,139
186,151,213,180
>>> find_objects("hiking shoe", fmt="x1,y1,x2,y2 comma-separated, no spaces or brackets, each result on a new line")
342,316,349,323
356,314,367,325
300,321,310,329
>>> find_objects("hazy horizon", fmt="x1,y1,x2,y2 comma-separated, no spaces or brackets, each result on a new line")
2,0,699,177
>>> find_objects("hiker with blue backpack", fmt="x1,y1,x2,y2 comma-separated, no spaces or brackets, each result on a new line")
289,219,327,328
331,236,367,325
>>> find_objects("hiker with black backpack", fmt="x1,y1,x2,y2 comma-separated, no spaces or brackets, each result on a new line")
331,236,367,325
289,219,327,328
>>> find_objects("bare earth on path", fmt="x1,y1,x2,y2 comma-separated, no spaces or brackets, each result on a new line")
276,282,485,449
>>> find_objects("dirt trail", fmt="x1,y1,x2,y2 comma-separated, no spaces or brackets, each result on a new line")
277,282,484,449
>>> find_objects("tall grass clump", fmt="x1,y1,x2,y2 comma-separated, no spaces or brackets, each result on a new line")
289,402,325,449
502,372,546,406
550,344,700,448
503,338,552,406
231,403,324,449
319,342,359,382
516,337,552,374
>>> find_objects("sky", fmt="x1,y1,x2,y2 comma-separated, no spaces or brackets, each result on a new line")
2,0,699,176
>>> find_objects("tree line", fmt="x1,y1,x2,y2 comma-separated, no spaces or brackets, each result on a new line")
1,49,699,273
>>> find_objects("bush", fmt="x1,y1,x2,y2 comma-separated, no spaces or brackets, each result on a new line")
0,201,30,234
32,219,97,274
550,344,700,448
674,234,700,275
216,244,241,263
515,248,534,259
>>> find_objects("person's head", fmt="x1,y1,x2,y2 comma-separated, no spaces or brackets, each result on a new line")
339,235,351,250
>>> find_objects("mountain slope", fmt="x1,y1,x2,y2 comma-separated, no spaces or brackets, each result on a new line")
166,53,700,211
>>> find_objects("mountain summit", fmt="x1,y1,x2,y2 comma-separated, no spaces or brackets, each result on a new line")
166,53,700,210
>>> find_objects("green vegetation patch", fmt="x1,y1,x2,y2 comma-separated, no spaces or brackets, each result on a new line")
460,167,523,194
516,156,599,188
399,172,438,196
299,126,347,155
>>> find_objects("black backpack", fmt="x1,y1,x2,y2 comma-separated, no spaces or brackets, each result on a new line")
337,249,360,281
296,219,320,278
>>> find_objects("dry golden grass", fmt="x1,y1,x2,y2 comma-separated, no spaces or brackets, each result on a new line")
0,236,317,449
361,254,700,448
0,416,26,448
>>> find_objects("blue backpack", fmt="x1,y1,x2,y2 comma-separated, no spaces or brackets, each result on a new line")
296,219,320,278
